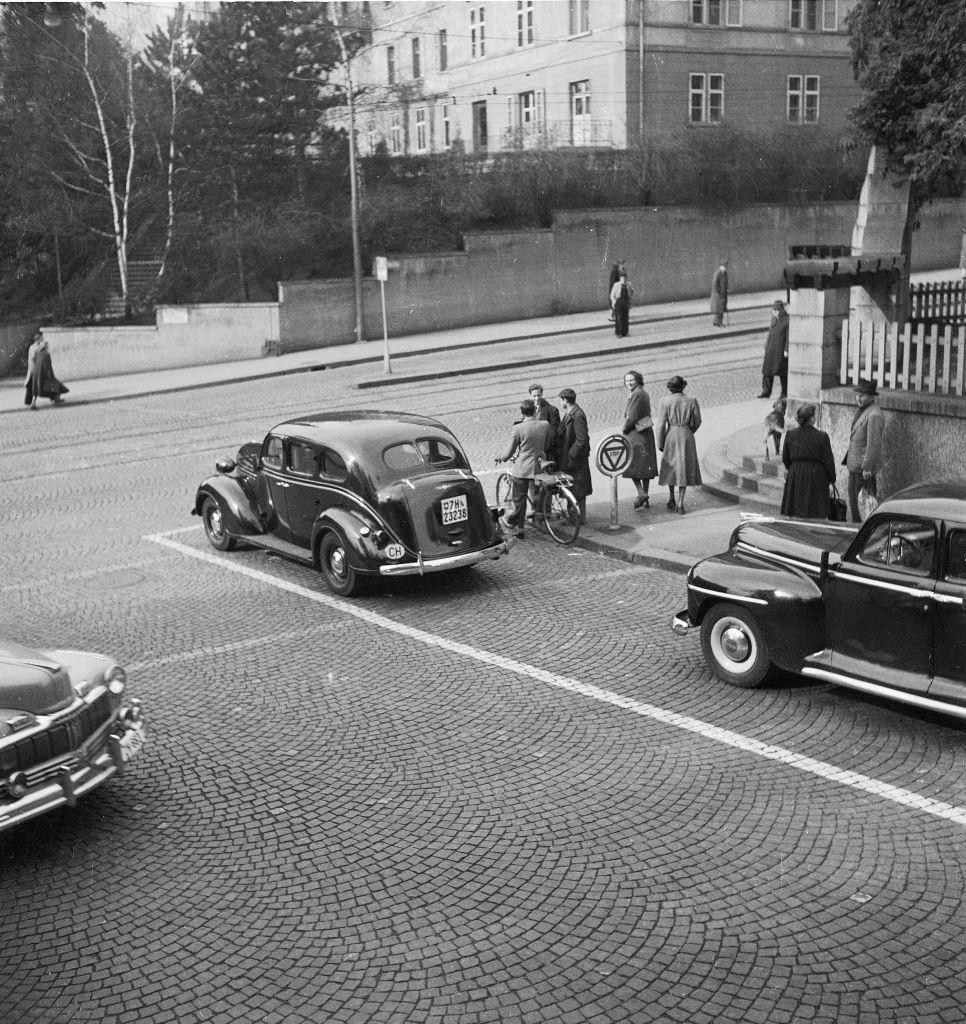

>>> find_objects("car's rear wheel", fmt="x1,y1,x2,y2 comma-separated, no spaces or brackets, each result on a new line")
202,496,236,551
700,603,770,688
318,531,361,597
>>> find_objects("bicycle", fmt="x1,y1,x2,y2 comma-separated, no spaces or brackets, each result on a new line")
494,458,581,545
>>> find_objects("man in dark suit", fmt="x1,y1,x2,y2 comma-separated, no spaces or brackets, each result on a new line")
528,383,560,464
758,299,789,398
498,399,550,540
556,388,593,523
844,377,885,522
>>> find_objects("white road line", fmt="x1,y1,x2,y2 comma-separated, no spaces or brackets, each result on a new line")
145,529,966,829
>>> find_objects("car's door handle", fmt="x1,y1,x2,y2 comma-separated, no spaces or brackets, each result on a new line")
278,481,290,488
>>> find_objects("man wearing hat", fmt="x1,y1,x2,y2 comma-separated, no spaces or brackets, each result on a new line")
844,378,885,522
556,388,593,522
758,299,789,399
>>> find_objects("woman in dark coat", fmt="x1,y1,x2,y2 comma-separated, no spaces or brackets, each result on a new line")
780,404,836,518
657,375,702,515
620,370,657,509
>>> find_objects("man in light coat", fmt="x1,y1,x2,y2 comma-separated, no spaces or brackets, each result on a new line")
498,398,550,540
844,378,885,522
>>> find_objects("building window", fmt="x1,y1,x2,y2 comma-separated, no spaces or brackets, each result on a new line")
517,0,533,47
411,36,421,78
568,0,589,36
438,29,448,71
570,80,591,144
442,104,451,147
390,115,402,154
519,90,536,126
690,1,721,25
790,0,837,30
689,73,724,123
415,107,428,152
470,7,485,58
386,45,395,85
787,75,820,122
726,0,742,26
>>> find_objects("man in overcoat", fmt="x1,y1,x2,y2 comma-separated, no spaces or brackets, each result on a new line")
529,383,560,464
710,260,728,327
556,388,593,523
844,378,885,522
758,299,789,398
498,399,550,540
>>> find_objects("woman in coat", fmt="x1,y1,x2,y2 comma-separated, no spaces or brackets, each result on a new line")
780,404,836,518
657,375,702,515
620,370,657,509
24,334,68,409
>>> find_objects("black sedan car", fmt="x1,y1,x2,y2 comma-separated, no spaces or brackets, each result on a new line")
672,481,966,720
0,641,145,833
193,411,507,596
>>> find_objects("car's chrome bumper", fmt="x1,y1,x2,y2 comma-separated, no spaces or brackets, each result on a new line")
0,716,146,834
379,541,508,576
671,609,693,636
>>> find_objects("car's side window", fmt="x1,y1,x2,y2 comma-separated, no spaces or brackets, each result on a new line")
319,448,348,482
262,435,284,470
857,517,936,577
416,437,459,466
945,530,966,583
288,442,318,478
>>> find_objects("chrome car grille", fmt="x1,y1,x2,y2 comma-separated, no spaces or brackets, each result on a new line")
5,693,113,773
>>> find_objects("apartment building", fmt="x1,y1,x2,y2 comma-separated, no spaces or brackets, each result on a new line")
345,0,861,157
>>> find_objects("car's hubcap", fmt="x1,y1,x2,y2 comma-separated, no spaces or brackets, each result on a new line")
208,507,223,537
329,546,347,579
720,624,751,663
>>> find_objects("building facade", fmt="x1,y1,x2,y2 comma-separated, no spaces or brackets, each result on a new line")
345,0,861,157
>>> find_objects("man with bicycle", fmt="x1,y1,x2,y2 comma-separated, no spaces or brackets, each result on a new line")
496,398,550,541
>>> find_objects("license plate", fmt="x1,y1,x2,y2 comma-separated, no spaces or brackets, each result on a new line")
440,494,468,525
118,722,145,763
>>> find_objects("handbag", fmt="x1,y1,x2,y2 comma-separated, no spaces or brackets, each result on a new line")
829,485,847,522
635,415,653,431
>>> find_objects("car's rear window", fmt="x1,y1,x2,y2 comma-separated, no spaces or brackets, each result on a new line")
381,437,466,477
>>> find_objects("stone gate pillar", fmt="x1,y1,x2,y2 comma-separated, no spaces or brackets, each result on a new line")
786,285,850,410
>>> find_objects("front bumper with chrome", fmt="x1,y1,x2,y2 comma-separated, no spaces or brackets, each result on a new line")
671,609,693,636
379,540,508,576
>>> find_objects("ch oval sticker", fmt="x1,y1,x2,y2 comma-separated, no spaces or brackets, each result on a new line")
385,543,406,560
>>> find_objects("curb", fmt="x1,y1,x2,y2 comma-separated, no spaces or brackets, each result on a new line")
572,530,693,574
356,324,754,389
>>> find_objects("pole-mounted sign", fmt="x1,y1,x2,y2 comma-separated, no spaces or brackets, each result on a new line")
595,434,632,530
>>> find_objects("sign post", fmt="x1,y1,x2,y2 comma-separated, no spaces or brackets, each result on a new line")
374,256,390,374
595,434,632,531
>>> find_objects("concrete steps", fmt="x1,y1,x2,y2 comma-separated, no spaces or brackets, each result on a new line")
701,420,786,512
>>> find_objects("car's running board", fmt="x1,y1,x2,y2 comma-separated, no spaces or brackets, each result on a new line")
801,667,966,721
237,534,315,565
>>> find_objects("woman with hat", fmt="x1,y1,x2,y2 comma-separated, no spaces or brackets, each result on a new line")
24,333,69,410
656,375,702,515
758,299,789,398
780,404,836,518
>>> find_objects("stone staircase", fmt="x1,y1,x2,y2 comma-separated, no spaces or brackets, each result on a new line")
701,421,786,513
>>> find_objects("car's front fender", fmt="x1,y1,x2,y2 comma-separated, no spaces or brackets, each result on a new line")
687,550,826,672
192,477,263,536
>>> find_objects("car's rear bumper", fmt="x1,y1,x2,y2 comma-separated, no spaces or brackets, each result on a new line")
379,541,508,576
0,716,146,834
671,609,693,636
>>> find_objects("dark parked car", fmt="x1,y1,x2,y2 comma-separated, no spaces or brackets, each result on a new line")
672,481,966,720
193,411,508,596
0,641,145,833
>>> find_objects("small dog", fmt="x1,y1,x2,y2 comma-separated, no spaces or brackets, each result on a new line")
764,397,786,460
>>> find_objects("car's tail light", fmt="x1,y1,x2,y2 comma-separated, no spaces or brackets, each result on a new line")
106,666,127,695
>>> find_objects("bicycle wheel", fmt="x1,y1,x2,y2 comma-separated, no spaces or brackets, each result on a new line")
541,485,581,545
494,472,513,510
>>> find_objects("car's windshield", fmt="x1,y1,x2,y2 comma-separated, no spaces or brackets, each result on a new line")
380,436,468,481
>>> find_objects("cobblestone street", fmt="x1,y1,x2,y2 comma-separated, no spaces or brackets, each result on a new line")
2,331,965,1023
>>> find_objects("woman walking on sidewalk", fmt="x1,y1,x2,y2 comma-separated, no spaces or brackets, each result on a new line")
657,375,702,515
24,334,69,409
620,370,657,509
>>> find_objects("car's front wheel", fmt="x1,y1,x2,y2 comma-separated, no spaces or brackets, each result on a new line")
202,496,236,551
700,603,770,688
318,532,361,597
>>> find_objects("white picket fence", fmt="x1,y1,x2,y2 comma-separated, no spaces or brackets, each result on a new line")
840,320,966,396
